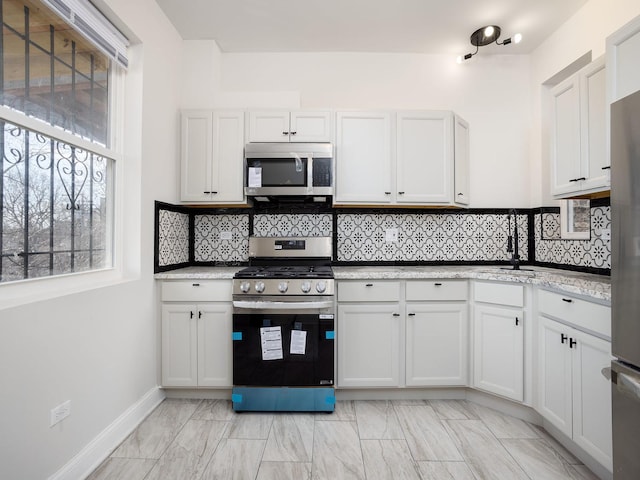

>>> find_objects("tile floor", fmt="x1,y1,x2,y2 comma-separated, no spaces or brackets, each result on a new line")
87,398,601,480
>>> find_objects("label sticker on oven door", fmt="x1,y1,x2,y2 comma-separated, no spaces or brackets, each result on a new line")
319,314,334,319
260,326,283,361
290,330,307,355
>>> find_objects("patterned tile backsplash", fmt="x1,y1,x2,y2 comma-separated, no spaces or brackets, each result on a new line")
535,205,611,270
194,214,249,263
155,203,611,273
337,212,528,262
158,209,189,267
254,214,333,237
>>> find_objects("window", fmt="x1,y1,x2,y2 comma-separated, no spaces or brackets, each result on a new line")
0,0,124,283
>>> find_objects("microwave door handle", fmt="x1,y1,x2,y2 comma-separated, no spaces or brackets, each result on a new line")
307,155,313,192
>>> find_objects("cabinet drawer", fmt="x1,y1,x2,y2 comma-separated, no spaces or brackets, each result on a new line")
338,281,401,302
538,289,610,338
406,280,468,301
474,281,524,307
162,280,232,302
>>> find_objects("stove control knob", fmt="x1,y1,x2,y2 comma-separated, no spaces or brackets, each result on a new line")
278,281,288,293
240,281,251,293
254,281,265,293
300,281,312,293
315,281,327,293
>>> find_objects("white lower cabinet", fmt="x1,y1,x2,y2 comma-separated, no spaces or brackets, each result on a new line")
537,293,612,471
337,279,468,388
473,282,525,402
405,302,468,386
337,303,401,387
161,280,233,388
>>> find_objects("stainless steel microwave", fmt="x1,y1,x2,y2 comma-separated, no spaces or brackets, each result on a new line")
244,143,333,197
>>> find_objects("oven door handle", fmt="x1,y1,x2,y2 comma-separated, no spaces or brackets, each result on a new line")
233,300,334,310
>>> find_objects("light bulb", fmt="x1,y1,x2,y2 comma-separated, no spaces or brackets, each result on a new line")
484,26,494,38
456,55,463,64
513,33,522,44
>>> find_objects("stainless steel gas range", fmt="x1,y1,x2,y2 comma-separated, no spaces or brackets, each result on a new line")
231,236,335,412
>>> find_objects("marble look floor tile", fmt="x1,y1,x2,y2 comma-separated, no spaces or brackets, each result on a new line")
428,400,479,420
256,461,312,480
199,439,265,480
144,420,228,480
444,419,529,480
85,458,157,480
531,424,582,465
394,405,462,461
226,412,273,439
317,400,356,422
262,413,314,462
355,401,405,439
360,439,421,480
391,399,429,406
416,461,477,480
111,399,201,459
312,420,366,479
469,403,539,439
501,438,598,480
569,464,601,479
191,399,235,421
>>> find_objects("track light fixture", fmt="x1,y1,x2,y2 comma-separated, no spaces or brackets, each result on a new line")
456,25,522,63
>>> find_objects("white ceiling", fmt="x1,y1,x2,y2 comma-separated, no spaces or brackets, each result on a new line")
154,0,588,55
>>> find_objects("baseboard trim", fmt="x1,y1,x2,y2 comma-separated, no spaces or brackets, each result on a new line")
48,386,166,480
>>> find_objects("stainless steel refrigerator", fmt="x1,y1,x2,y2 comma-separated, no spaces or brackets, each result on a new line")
611,88,640,478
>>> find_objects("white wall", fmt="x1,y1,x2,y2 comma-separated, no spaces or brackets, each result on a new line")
530,0,640,206
181,46,533,208
0,0,183,478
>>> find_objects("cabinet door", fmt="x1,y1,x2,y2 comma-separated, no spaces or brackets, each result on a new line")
396,112,453,204
454,115,470,206
580,58,609,192
290,111,332,142
607,14,640,104
248,110,291,142
210,111,245,203
571,329,613,471
538,317,573,438
337,303,401,387
473,304,524,401
335,112,392,204
161,303,198,387
406,303,467,386
181,110,213,202
197,303,233,387
551,76,582,196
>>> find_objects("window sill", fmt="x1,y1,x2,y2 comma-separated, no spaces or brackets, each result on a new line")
0,268,138,311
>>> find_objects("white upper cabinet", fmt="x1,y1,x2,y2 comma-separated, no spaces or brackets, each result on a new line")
248,110,332,142
335,111,393,204
180,110,245,203
607,13,640,104
396,111,453,204
550,57,608,198
454,115,470,206
335,111,469,206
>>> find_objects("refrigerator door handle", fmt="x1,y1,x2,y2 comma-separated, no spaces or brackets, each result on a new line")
614,371,640,403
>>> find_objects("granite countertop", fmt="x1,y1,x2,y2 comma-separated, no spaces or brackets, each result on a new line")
333,266,611,302
154,266,243,280
155,265,610,303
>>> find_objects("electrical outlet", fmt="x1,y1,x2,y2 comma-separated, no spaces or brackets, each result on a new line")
50,400,71,427
220,231,232,240
385,228,398,243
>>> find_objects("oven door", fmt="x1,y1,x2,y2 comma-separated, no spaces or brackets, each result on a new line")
232,302,335,387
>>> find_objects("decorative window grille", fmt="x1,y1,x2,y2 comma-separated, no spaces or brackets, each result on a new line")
0,0,124,283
